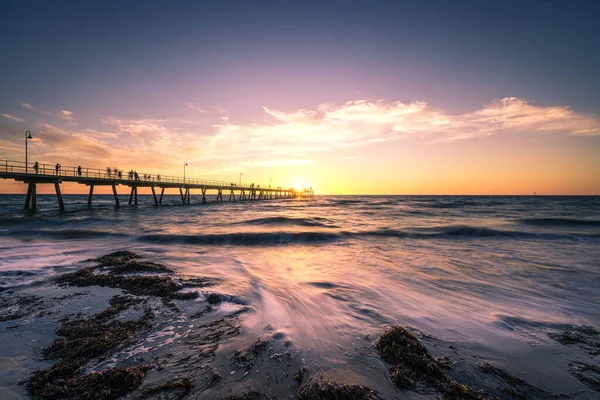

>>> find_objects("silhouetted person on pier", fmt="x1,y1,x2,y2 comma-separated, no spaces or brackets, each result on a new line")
55,163,61,175
118,171,122,179
157,174,161,181
34,162,39,174
134,171,139,180
77,165,82,176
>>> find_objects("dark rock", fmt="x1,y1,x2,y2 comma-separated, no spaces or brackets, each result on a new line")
207,293,222,304
139,377,193,398
297,381,376,399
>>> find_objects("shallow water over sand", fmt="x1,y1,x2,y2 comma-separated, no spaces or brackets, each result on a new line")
1,195,599,397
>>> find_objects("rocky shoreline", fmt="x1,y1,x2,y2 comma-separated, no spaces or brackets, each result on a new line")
0,251,599,399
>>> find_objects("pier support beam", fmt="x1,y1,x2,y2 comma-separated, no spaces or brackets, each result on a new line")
129,186,138,206
55,183,64,211
159,187,165,204
229,189,235,202
88,185,94,207
179,187,185,204
112,184,120,208
186,188,191,204
217,189,223,202
151,186,158,206
201,188,207,203
32,184,37,209
24,183,33,209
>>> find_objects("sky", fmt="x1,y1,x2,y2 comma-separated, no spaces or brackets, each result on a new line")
1,0,599,195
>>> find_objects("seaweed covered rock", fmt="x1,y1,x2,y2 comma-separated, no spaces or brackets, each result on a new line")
94,250,140,266
139,377,193,398
377,326,445,389
223,391,271,400
26,251,234,400
293,366,308,383
297,381,376,400
111,260,174,275
44,309,154,360
377,326,486,399
57,266,197,299
569,362,600,391
58,251,202,300
27,292,153,399
207,293,222,304
28,363,148,400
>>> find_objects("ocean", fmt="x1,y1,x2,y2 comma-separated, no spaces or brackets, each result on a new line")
1,194,599,398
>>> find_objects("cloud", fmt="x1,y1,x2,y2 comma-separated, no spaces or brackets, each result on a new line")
20,102,37,112
211,97,600,157
60,110,74,121
20,102,75,121
2,96,597,179
1,113,24,122
186,102,206,114
102,117,168,136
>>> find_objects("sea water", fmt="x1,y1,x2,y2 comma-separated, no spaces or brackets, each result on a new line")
1,195,599,396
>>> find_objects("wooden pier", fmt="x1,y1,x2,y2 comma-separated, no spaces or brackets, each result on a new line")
0,159,314,210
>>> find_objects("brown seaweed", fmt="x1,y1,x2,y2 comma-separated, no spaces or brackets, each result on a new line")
377,326,486,399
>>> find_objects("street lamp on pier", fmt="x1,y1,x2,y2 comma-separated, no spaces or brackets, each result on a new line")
270,177,273,188
239,172,243,187
184,161,188,184
25,130,33,174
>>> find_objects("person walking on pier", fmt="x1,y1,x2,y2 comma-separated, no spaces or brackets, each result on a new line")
34,162,39,174
55,163,61,175
77,165,82,176
134,171,139,180
118,170,122,179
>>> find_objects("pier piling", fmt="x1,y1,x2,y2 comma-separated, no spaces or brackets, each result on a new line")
151,186,158,206
112,184,120,208
55,183,64,211
88,185,94,207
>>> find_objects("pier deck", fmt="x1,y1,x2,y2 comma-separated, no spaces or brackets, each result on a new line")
1,159,314,210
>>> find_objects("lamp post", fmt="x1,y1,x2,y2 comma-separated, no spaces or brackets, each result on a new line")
25,130,33,174
270,178,273,188
184,161,188,184
239,172,242,187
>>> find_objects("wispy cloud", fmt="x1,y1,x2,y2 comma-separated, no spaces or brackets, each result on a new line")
20,102,75,121
1,113,24,122
212,97,600,154
186,102,206,114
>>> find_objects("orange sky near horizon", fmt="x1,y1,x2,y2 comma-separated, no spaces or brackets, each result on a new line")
1,115,598,196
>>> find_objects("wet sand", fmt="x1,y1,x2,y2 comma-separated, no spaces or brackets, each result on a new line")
1,251,599,399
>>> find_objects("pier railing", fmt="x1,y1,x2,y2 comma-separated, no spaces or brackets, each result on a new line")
1,159,284,190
